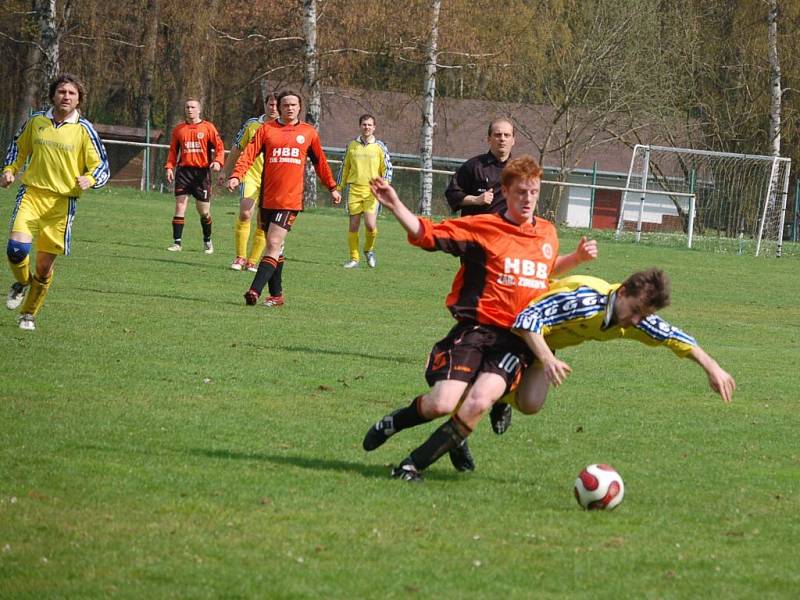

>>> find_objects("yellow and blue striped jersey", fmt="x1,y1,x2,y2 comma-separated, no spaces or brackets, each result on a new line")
512,275,697,357
336,136,392,191
3,109,109,196
235,115,267,184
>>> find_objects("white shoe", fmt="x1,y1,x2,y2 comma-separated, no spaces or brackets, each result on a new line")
167,243,182,252
366,251,377,268
204,241,214,255
230,257,246,271
6,282,28,310
343,260,360,269
18,313,35,331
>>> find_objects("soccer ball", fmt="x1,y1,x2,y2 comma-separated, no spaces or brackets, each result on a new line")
574,464,624,510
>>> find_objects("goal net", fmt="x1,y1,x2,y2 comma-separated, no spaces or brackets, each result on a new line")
616,145,792,256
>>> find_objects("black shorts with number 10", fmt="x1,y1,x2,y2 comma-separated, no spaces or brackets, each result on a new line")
424,320,533,392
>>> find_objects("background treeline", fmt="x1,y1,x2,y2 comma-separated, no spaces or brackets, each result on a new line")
2,0,799,164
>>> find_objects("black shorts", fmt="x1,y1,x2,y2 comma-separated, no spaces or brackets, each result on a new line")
175,167,212,201
260,208,298,232
424,321,533,392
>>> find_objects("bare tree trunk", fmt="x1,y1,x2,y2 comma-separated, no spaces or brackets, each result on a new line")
418,0,441,216
767,0,781,159
18,43,43,123
137,0,160,127
35,0,60,106
302,0,320,208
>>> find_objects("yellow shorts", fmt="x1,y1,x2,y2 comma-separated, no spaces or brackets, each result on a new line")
10,185,76,256
346,185,378,215
240,176,261,204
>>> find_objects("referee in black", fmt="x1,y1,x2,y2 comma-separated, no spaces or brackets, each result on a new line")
444,118,516,216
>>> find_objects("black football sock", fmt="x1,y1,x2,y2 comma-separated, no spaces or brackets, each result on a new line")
250,256,277,295
200,215,213,242
391,396,431,432
171,216,185,244
409,415,472,471
268,256,285,296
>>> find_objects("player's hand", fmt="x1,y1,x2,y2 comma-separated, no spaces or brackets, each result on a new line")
479,189,493,205
226,177,240,192
76,175,92,190
542,357,572,386
575,236,598,263
0,171,14,188
370,177,401,210
331,189,342,204
210,161,221,173
166,168,174,184
708,366,736,403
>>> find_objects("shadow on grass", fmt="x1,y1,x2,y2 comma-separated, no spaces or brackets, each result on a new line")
192,447,478,483
192,447,396,479
235,343,418,364
74,286,222,304
77,443,512,484
109,252,223,268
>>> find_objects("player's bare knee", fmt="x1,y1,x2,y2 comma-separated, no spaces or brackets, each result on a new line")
419,392,456,419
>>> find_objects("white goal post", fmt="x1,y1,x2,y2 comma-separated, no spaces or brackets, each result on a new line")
616,145,792,256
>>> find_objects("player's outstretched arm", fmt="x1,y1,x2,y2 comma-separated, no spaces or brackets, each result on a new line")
552,236,598,276
518,330,572,386
369,178,423,239
688,346,736,403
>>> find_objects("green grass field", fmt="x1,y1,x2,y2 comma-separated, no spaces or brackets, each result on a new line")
1,186,798,599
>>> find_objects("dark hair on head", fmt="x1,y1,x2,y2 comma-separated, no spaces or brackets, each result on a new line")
501,155,543,187
621,268,671,310
359,113,375,125
488,118,514,137
276,90,303,109
49,74,85,106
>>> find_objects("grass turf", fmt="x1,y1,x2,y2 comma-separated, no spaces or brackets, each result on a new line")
1,185,798,598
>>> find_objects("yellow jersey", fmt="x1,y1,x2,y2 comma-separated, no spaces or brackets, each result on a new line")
336,136,392,191
3,109,109,196
512,275,696,357
235,115,268,186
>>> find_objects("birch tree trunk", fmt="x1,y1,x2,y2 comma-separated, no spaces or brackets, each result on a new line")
767,0,781,159
418,0,441,216
137,0,160,128
303,0,320,208
36,0,60,106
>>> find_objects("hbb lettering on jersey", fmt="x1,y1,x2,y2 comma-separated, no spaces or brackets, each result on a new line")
183,141,203,153
269,146,302,165
500,257,549,289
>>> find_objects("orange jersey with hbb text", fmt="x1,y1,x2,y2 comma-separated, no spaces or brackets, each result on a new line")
231,120,336,211
165,120,225,170
410,214,559,328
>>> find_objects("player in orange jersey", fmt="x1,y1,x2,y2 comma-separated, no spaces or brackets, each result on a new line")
218,93,280,273
227,90,341,307
360,156,597,482
164,97,225,254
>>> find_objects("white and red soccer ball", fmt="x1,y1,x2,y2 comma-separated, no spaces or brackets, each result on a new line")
574,464,625,510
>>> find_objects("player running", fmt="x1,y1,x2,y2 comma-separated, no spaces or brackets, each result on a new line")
2,74,109,331
227,90,341,307
164,97,225,254
361,156,597,482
